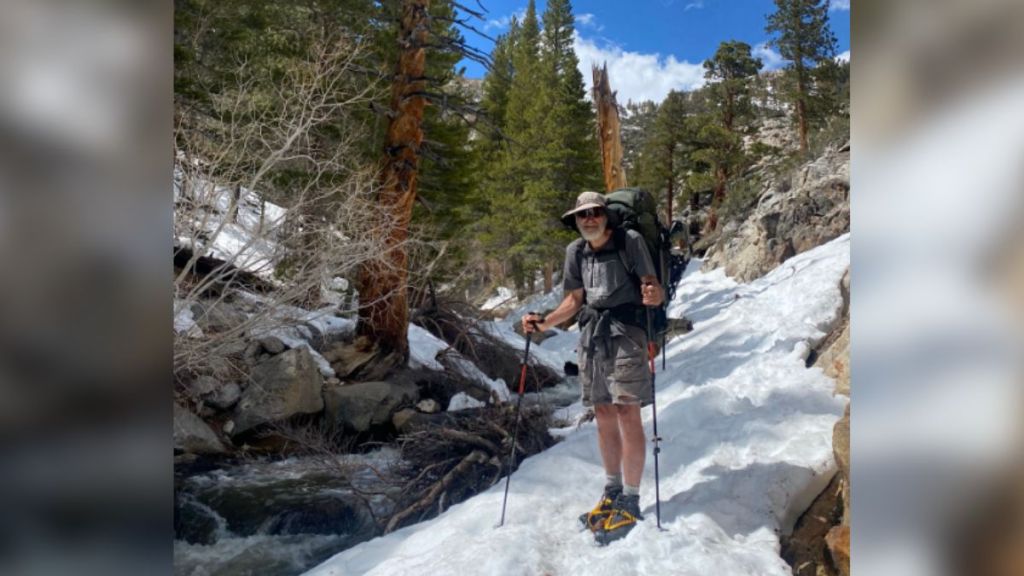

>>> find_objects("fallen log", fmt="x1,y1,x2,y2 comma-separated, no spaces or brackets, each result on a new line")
386,450,489,533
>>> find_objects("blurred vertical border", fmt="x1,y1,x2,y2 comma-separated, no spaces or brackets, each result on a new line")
855,1,1024,575
0,1,171,574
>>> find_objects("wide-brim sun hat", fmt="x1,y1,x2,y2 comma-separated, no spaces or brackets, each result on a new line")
562,191,606,218
561,191,621,230
561,191,616,230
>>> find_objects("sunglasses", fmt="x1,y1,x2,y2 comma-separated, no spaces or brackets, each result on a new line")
575,208,606,220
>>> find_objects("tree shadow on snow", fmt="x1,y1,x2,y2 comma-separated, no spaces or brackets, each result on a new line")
649,461,820,539
679,252,836,326
652,385,843,479
661,327,809,388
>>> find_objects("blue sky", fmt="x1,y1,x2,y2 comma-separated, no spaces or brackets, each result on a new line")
456,0,851,104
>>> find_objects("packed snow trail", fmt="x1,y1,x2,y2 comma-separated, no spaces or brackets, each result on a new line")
305,234,850,576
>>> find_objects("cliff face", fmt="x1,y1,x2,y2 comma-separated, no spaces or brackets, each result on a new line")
703,141,850,282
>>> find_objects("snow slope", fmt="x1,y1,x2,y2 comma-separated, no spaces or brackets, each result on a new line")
304,233,850,576
173,166,288,278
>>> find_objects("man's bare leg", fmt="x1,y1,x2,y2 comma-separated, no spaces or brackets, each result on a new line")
617,403,646,488
594,404,622,477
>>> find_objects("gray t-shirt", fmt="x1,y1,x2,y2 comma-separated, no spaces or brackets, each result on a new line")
563,229,656,309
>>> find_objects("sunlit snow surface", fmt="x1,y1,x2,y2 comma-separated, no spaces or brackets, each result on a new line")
304,233,850,576
173,168,289,278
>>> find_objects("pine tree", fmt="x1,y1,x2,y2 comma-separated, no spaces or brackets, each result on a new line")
621,100,659,181
487,0,546,293
765,0,839,153
687,116,743,233
356,0,433,360
533,0,601,289
476,0,601,294
688,41,761,233
633,91,694,224
479,20,518,155
541,0,601,196
471,21,518,290
504,0,543,160
703,41,762,132
412,0,484,279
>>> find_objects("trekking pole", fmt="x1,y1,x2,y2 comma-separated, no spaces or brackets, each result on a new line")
645,305,664,530
498,313,537,527
662,332,667,371
660,249,669,373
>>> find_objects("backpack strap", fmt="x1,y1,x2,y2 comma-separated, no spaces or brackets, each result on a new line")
611,227,636,279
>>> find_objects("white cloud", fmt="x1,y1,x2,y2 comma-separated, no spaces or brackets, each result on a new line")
749,43,848,69
753,42,785,71
576,12,604,32
573,33,706,104
685,1,705,10
484,8,527,33
830,0,850,11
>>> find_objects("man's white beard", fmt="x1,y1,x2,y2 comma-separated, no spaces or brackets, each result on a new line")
580,222,606,242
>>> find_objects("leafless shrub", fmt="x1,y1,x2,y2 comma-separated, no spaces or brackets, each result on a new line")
172,30,421,381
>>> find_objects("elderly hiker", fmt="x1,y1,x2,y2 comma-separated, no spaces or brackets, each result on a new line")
522,191,663,544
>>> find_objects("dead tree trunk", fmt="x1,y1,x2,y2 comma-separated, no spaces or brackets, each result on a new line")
795,57,809,154
592,63,626,192
356,0,429,362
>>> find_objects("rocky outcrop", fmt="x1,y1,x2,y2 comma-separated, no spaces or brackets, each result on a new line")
814,268,851,396
174,403,227,454
207,381,242,411
185,374,243,413
231,347,325,436
322,336,402,381
828,404,851,575
748,114,799,152
242,336,288,365
190,300,249,334
781,473,843,576
323,380,419,433
704,143,850,282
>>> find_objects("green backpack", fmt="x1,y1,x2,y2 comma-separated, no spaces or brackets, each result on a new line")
604,188,666,279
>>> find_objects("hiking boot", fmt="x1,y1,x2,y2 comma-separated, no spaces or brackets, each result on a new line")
578,485,622,532
594,493,643,545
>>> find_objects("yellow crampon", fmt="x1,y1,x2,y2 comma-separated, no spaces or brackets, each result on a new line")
593,492,644,545
582,495,615,531
601,508,638,532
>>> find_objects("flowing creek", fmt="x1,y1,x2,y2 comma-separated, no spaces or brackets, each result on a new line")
174,449,401,576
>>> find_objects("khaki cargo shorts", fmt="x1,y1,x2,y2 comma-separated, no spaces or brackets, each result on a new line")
579,324,652,407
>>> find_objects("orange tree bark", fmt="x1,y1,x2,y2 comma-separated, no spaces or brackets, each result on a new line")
356,0,430,361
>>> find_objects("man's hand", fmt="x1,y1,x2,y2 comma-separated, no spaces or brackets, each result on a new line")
521,313,544,334
642,281,664,307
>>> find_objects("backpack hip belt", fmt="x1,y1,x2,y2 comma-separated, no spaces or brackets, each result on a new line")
579,304,645,358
